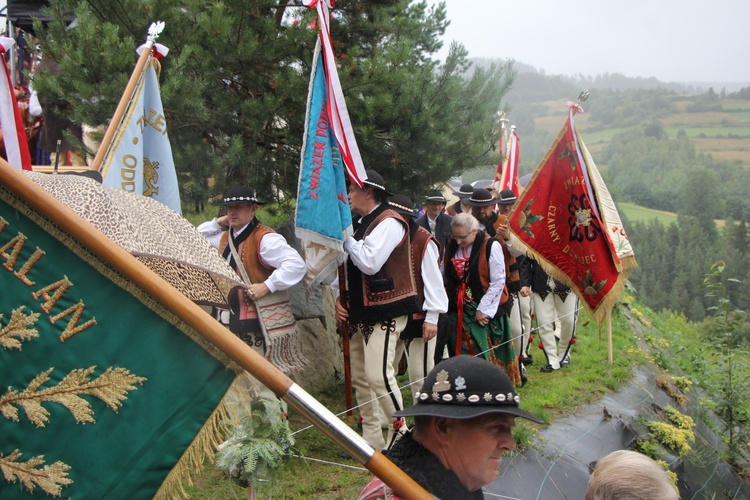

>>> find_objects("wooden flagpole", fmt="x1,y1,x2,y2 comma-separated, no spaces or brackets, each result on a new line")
607,309,613,364
572,90,615,364
89,28,157,173
0,161,431,500
338,264,354,421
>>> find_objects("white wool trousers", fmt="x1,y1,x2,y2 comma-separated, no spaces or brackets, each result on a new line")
349,315,407,451
508,292,533,357
532,287,578,370
394,335,436,405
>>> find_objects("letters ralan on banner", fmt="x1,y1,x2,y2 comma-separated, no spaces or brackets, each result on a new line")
0,217,97,342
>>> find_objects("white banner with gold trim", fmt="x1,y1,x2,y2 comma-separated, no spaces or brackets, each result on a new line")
100,46,180,214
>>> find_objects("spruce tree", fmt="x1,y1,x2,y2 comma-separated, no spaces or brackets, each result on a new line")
31,0,513,210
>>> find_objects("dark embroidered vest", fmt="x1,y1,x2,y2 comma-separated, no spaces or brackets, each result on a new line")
346,206,420,324
400,224,438,340
446,232,506,317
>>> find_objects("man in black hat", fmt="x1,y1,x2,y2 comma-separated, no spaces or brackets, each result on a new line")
334,170,422,450
467,187,499,235
445,183,473,216
388,195,448,403
198,186,305,349
415,191,452,252
358,355,542,499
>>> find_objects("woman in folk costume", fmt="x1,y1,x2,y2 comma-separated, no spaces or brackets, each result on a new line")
444,213,522,387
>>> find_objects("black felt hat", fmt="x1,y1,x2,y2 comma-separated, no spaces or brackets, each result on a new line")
220,186,265,206
394,355,543,423
452,183,474,199
388,194,417,218
362,169,393,196
497,189,517,206
466,187,497,208
425,191,448,203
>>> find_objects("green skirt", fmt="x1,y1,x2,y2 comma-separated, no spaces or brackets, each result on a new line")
449,301,522,387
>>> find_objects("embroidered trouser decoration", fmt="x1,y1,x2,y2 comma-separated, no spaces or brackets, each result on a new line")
349,316,407,451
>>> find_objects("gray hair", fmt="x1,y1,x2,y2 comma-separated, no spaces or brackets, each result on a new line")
586,450,678,500
451,212,478,232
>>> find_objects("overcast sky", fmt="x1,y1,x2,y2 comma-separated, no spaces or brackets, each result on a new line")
427,0,749,83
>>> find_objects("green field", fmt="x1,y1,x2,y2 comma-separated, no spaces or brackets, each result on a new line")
668,127,750,138
619,202,678,226
722,100,750,111
579,128,629,143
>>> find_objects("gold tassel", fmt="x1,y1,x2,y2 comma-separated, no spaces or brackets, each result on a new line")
153,386,235,499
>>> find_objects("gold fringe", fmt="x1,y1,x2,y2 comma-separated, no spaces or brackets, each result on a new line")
153,390,234,500
514,240,636,323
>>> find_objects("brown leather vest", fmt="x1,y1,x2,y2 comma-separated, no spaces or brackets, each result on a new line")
346,209,420,324
219,224,274,284
410,224,436,309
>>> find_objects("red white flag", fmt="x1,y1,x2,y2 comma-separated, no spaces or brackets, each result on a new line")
493,123,506,189
0,37,32,170
500,127,520,196
508,106,636,321
305,0,367,187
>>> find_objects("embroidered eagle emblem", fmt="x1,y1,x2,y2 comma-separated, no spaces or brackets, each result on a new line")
143,158,160,197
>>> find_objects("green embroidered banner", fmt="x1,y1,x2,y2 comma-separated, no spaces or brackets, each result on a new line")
0,186,236,498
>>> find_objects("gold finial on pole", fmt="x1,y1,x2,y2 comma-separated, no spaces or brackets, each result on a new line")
572,90,589,115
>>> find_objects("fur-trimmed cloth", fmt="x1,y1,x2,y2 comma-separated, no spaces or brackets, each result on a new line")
357,431,484,500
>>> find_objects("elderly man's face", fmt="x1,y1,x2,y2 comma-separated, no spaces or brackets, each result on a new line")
452,226,477,249
425,200,445,219
226,202,258,229
444,414,516,491
348,184,374,216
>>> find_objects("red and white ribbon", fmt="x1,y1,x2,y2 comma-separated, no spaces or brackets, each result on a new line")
500,127,520,196
306,0,367,187
0,37,31,170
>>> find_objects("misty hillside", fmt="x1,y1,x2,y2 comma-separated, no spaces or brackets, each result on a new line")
472,57,750,98
459,55,750,329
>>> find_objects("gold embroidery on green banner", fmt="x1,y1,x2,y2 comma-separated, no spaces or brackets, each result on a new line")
14,247,46,286
31,277,73,314
0,306,40,350
31,278,97,341
0,449,73,496
0,232,28,272
48,301,97,342
0,366,147,427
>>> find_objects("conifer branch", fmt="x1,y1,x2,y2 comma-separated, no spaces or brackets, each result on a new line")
0,366,147,427
0,306,40,350
0,449,72,497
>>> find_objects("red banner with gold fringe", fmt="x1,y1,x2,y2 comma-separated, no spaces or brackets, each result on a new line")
508,108,636,321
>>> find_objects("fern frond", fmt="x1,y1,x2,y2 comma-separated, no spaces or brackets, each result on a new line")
216,399,299,488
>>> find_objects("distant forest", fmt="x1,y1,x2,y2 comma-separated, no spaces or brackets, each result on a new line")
468,58,750,323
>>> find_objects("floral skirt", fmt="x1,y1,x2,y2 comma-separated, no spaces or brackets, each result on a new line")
449,301,522,387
